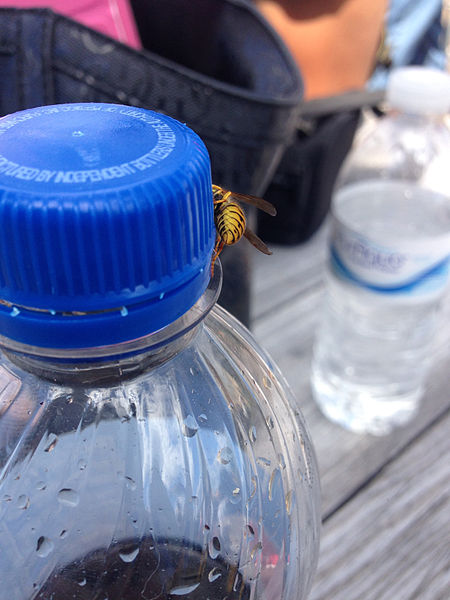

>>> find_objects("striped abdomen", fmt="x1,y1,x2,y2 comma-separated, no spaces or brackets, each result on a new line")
215,202,246,245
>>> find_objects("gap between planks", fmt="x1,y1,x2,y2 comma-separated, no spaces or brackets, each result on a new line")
310,410,450,600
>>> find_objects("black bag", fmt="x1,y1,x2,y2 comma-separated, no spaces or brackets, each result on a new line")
0,0,303,326
257,90,384,245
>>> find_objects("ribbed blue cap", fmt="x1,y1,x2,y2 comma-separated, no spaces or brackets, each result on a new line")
0,104,215,348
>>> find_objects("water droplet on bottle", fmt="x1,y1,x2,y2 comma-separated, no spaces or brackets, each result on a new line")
120,306,128,317
256,456,271,467
124,476,136,491
217,447,232,465
36,536,54,558
119,546,139,563
182,414,198,437
198,413,208,423
208,567,222,583
268,468,278,502
230,487,241,504
16,495,29,510
249,426,257,443
36,481,46,491
250,541,263,559
233,571,244,592
262,375,272,389
247,524,255,537
278,453,286,470
189,367,195,376
2,494,12,502
77,578,87,587
266,415,275,429
249,476,257,499
78,459,87,471
169,582,201,595
208,536,221,559
60,530,68,538
285,490,293,515
57,488,79,507
44,435,58,453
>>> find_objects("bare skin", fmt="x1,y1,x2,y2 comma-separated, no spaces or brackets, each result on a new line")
254,0,389,99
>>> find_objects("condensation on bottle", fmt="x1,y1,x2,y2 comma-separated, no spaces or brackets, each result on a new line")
311,67,450,435
0,104,320,599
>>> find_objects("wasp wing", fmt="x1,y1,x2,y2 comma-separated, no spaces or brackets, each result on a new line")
243,228,272,255
230,192,277,216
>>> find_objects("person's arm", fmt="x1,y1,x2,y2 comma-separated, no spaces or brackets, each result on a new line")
254,0,389,99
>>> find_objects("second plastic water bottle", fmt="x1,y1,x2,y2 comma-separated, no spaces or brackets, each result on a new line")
311,67,450,435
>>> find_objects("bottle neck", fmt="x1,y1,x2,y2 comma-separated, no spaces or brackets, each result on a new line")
0,265,222,385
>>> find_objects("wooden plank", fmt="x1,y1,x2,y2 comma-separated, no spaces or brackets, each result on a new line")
254,314,450,519
250,226,450,518
250,225,328,321
317,358,450,519
310,411,450,600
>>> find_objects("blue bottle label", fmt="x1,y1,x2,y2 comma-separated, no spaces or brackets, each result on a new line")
330,219,450,298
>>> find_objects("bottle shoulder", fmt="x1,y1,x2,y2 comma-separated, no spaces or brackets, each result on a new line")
339,112,450,186
0,304,320,599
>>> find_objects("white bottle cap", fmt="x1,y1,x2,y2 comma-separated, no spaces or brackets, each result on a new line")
386,66,450,115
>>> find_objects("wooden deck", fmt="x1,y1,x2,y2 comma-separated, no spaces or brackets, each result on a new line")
249,223,450,600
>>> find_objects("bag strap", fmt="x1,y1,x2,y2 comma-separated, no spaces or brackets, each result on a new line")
298,89,385,118
258,88,385,244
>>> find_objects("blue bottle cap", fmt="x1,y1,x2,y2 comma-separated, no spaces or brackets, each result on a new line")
0,104,215,349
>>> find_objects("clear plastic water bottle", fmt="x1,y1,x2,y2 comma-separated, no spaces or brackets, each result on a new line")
0,104,320,599
311,67,450,435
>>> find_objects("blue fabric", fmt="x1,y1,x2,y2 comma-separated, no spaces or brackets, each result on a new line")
370,0,446,89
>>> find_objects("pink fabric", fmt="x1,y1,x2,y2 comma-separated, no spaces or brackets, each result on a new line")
0,0,142,48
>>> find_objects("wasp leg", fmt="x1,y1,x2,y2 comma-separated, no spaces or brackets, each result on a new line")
210,239,225,276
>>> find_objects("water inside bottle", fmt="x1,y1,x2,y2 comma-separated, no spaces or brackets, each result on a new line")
312,180,450,434
335,180,450,241
36,538,251,599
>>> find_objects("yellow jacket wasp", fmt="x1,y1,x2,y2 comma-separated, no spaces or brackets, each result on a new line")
211,185,277,275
